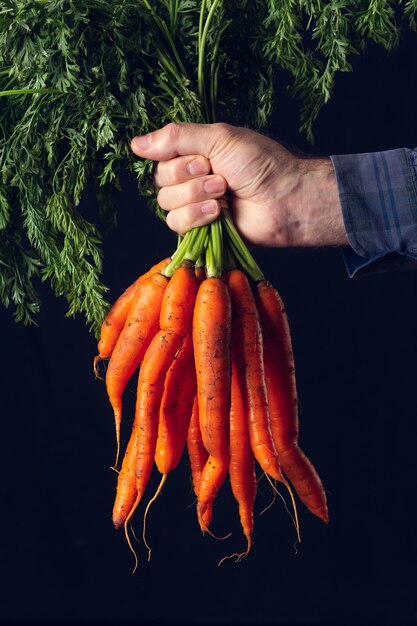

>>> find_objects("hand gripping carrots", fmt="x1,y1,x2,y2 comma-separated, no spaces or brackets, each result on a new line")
95,214,329,569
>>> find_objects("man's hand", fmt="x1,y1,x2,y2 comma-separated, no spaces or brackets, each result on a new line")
131,122,348,248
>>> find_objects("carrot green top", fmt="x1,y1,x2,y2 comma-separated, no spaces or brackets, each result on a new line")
0,0,413,332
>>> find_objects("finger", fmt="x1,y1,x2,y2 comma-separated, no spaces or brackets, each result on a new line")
157,174,226,212
165,200,221,235
154,155,211,188
131,122,233,161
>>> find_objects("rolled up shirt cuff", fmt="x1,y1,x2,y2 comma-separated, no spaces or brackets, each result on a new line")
330,148,417,276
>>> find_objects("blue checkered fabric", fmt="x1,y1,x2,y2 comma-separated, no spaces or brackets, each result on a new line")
330,148,417,276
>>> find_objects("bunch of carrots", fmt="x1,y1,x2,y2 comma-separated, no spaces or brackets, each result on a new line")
94,207,328,570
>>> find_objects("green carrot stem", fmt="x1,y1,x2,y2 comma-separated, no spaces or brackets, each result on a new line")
223,246,237,272
141,0,188,79
196,253,205,268
206,219,223,278
0,87,60,97
198,0,221,121
185,226,209,263
163,229,196,275
221,208,264,281
213,218,223,276
163,225,208,276
197,0,208,119
169,0,179,37
205,229,214,278
198,0,207,50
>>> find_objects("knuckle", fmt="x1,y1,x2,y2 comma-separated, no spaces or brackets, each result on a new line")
210,122,241,159
212,121,229,133
212,122,235,141
164,122,182,140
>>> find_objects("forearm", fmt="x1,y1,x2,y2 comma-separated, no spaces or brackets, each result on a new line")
280,157,348,248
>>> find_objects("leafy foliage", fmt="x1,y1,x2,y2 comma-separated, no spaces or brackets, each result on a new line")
0,0,415,331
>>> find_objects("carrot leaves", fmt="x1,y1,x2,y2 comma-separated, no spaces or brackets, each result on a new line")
0,0,415,330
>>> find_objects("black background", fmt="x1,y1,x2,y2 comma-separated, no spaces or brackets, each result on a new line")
1,25,417,626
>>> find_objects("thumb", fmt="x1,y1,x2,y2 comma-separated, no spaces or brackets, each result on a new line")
130,122,229,161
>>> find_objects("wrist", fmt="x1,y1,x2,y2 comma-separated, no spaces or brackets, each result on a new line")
288,157,348,247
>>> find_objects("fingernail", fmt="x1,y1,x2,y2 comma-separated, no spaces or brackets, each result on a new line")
187,158,207,176
204,176,225,194
132,133,152,151
201,200,218,215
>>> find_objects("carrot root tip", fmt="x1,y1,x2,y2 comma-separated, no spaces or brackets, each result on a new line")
93,355,107,380
218,541,251,567
143,474,167,562
123,492,142,574
264,473,301,545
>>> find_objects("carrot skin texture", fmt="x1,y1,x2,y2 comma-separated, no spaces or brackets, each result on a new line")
134,332,183,495
193,277,232,530
179,267,208,492
187,396,209,498
112,423,139,528
105,272,169,464
134,265,198,506
229,360,257,553
223,270,286,484
155,332,197,474
255,280,329,523
96,257,170,361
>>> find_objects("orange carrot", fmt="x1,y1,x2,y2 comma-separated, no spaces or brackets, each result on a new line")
125,263,198,528
112,421,139,530
187,396,208,499
223,270,284,481
154,332,197,475
193,277,232,531
255,279,329,523
223,270,299,535
184,266,209,516
143,330,198,562
105,272,169,467
94,257,170,374
225,359,257,560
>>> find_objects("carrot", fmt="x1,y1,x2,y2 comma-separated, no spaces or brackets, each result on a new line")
143,332,197,563
187,395,208,499
154,332,197,475
193,277,232,531
195,266,206,283
223,270,284,481
124,263,198,535
223,269,299,535
220,359,257,563
184,266,210,521
112,421,139,530
105,271,169,468
255,279,329,523
94,257,170,375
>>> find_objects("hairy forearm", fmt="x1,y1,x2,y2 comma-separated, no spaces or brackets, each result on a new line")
285,158,348,248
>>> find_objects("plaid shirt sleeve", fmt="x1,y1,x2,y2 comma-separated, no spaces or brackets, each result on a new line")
330,148,417,277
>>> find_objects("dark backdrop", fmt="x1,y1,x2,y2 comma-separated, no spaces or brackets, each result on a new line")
1,26,417,626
